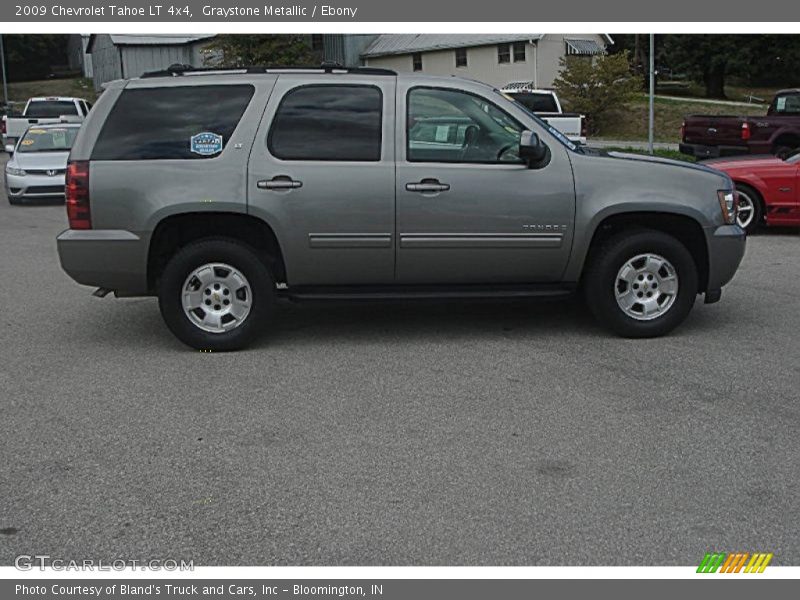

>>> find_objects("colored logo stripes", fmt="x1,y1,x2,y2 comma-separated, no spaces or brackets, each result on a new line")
697,552,773,573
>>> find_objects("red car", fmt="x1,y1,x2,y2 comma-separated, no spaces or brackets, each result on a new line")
704,154,800,233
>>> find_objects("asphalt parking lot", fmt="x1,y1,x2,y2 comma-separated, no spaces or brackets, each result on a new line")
0,159,798,566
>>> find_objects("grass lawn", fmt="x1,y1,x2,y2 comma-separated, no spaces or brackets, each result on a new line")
3,78,97,110
594,94,767,143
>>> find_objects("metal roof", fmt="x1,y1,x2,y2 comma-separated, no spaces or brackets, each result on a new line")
87,34,215,52
361,35,545,58
108,34,215,45
564,38,605,55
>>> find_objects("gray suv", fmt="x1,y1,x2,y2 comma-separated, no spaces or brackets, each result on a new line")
57,65,745,350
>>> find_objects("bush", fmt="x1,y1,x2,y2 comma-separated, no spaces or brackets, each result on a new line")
552,51,640,135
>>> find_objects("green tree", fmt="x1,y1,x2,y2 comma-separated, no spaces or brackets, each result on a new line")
203,35,315,68
3,35,69,81
552,52,640,134
658,34,759,98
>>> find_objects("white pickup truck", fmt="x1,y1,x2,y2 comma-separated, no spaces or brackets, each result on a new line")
501,83,586,145
2,97,91,147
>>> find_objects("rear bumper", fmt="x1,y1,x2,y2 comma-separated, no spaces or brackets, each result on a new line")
679,143,749,159
706,224,746,293
57,229,150,295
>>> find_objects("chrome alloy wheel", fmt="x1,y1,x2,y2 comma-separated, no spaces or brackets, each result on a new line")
614,253,679,321
736,189,755,230
181,263,252,333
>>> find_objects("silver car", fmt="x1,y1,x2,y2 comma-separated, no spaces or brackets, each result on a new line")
56,65,746,350
4,123,81,204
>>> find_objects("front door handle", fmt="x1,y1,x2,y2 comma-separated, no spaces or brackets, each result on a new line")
257,176,302,190
406,178,450,193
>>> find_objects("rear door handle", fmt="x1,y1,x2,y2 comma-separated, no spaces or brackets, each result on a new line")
257,176,302,190
406,179,450,193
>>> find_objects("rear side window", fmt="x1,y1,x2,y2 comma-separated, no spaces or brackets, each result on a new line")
26,101,79,118
268,85,382,161
92,85,254,160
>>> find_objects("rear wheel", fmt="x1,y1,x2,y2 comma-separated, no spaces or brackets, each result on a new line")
584,230,698,338
734,183,763,234
158,238,275,351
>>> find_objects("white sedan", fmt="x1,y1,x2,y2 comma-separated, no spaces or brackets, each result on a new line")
4,123,81,205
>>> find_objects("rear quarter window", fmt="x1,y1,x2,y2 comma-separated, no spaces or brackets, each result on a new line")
91,85,255,161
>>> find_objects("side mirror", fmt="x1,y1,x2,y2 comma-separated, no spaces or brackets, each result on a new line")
4,144,14,154
519,130,550,168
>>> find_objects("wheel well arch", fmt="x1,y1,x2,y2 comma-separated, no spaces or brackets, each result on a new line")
732,180,765,206
771,131,800,151
147,212,286,292
581,212,710,292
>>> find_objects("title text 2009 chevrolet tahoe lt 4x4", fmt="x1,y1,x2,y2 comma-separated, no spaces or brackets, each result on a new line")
57,65,746,350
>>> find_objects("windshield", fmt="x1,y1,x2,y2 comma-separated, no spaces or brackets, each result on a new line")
18,127,79,153
497,90,580,152
25,100,78,118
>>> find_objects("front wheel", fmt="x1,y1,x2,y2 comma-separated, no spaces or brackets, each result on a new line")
158,239,275,351
583,230,698,338
734,183,762,234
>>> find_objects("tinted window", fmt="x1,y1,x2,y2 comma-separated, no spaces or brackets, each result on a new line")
510,92,559,113
92,85,254,161
407,88,524,164
268,85,382,161
25,101,78,118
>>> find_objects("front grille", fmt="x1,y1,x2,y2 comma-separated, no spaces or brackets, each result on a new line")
25,169,66,176
26,185,65,195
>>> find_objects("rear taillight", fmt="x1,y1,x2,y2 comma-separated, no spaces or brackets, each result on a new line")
581,116,587,138
741,122,751,141
680,121,685,141
1,119,5,135
66,160,91,229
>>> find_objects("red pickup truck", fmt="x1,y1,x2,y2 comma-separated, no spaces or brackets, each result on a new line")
680,89,800,159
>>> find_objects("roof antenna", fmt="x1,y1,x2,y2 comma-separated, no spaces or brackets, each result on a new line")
321,61,344,73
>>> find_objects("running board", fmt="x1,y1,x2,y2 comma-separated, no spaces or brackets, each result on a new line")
280,283,575,303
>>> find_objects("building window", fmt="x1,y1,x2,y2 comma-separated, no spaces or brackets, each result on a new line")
455,48,467,68
412,53,423,71
497,44,510,64
513,42,526,62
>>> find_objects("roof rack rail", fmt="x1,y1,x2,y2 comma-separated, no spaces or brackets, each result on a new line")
141,63,397,79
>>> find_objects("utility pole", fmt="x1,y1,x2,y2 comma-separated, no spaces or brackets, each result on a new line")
648,33,655,155
0,35,8,108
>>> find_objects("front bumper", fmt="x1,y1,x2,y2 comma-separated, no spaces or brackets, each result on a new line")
706,224,746,295
57,229,150,295
5,172,66,200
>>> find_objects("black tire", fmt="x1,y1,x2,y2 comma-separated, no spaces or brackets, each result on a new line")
7,194,20,205
158,238,275,351
583,230,698,338
734,183,763,234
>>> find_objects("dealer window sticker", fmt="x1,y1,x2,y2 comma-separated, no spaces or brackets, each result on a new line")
190,132,224,156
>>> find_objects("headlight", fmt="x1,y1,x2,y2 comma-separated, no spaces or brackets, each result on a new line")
717,190,737,225
5,164,26,177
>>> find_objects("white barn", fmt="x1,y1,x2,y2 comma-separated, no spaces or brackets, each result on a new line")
86,34,217,90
